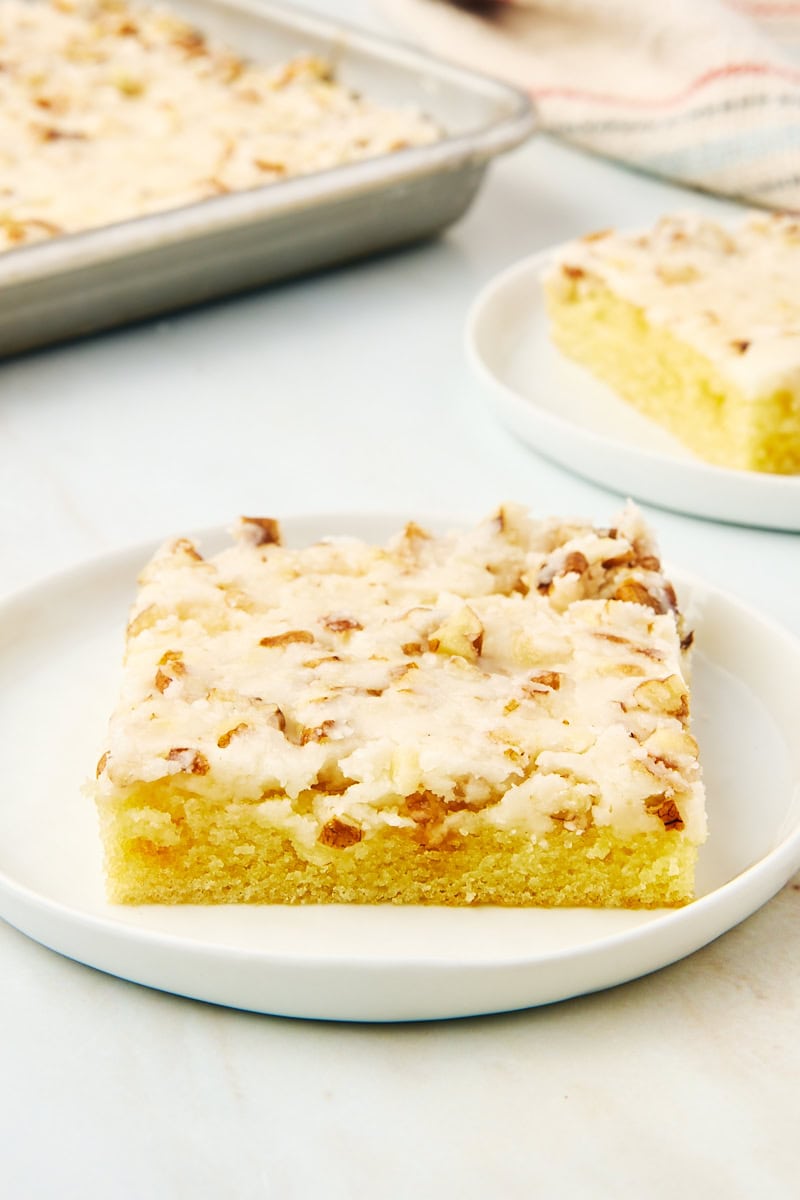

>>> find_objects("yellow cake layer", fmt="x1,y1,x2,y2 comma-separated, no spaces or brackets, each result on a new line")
99,782,696,908
546,277,800,474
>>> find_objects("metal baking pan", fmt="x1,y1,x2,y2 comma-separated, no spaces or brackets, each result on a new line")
0,0,534,356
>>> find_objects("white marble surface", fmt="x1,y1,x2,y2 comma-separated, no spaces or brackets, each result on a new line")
1,0,799,1195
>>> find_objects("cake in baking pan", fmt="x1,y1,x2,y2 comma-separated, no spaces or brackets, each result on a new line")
543,213,800,474
0,0,438,251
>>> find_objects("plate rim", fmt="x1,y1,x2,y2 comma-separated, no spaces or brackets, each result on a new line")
1,516,799,1015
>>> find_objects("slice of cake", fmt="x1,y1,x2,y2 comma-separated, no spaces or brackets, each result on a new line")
543,213,800,474
92,505,706,908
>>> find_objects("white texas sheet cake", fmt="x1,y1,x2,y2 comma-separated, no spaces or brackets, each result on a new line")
0,0,439,250
93,505,707,907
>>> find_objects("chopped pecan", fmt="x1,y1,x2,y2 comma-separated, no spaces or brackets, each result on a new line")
562,551,589,576
680,629,695,652
166,748,210,775
391,662,419,682
259,630,314,648
633,676,689,721
172,29,207,56
322,615,363,633
403,521,431,541
428,607,484,662
158,650,186,674
731,339,750,354
613,580,664,613
254,158,287,174
645,793,685,831
217,723,249,748
172,538,203,562
318,817,362,849
602,550,637,569
403,791,446,827
240,516,282,546
300,720,336,744
155,651,187,693
523,670,562,695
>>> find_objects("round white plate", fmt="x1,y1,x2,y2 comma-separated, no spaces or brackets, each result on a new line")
467,250,800,531
1,513,799,1023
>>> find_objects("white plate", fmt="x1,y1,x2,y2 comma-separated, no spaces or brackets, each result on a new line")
1,513,799,1023
466,250,800,531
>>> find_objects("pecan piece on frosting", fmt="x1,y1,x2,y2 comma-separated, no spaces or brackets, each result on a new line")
259,630,314,648
524,670,562,693
240,516,282,546
562,551,589,576
166,747,210,775
217,723,249,748
155,650,187,694
613,579,664,613
172,537,204,562
633,676,689,722
322,614,363,633
428,606,484,662
645,793,685,831
301,720,336,744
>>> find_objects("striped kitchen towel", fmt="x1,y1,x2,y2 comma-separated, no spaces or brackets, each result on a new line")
378,0,800,210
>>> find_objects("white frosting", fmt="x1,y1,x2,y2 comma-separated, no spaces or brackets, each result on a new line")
96,506,707,847
0,0,438,250
546,213,800,399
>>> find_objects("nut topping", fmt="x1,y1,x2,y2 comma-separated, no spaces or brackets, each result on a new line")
613,580,664,613
645,792,685,830
259,630,315,648
166,747,210,775
217,723,249,748
318,817,362,849
633,675,690,721
322,614,363,633
428,606,484,662
523,670,562,695
562,551,589,576
240,516,282,546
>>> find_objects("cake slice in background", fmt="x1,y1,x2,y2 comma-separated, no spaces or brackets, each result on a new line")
543,214,800,474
